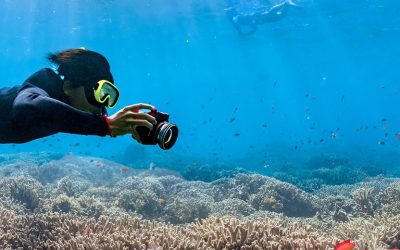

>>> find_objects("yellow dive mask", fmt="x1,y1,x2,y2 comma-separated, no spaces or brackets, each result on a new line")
93,80,119,108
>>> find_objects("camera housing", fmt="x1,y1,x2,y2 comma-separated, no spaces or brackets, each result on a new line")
134,110,178,150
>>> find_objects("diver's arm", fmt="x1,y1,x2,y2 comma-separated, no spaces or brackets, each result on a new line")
12,87,110,136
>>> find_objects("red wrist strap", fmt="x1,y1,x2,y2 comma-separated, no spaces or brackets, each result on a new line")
104,115,114,137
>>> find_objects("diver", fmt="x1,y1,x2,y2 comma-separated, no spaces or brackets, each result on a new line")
226,0,299,36
0,48,178,149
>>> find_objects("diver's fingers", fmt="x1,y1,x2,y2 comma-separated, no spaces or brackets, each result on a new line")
126,119,153,131
132,130,142,143
124,112,156,125
122,103,156,113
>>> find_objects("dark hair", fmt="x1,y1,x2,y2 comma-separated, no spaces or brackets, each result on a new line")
47,48,114,88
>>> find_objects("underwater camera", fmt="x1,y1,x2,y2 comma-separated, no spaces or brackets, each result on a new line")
134,110,178,150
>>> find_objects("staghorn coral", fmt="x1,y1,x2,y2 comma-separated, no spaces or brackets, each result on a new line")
211,198,256,218
76,195,106,219
52,175,91,197
377,182,400,216
351,186,379,217
116,189,163,218
50,194,81,213
82,186,116,204
156,175,185,192
210,174,269,202
0,208,340,250
334,213,400,250
3,153,400,249
0,176,45,211
115,176,165,197
29,161,74,184
248,180,318,217
164,197,212,224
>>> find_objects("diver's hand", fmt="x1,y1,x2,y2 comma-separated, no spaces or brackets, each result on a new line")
107,103,157,139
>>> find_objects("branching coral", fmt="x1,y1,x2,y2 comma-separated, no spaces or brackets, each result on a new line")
115,189,163,218
50,194,81,213
0,209,338,250
334,213,400,250
53,176,91,197
0,176,45,211
351,187,378,217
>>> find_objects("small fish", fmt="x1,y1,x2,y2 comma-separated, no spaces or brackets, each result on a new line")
396,133,400,140
380,84,385,89
331,132,337,138
233,107,238,113
96,163,103,168
385,133,389,138
294,145,298,150
341,95,345,101
335,240,355,250
381,118,387,122
273,81,277,87
120,167,129,172
83,227,90,237
229,117,236,123
384,125,389,130
262,124,267,128
319,139,324,143
234,133,240,137
305,93,309,98
249,145,254,149
377,141,385,145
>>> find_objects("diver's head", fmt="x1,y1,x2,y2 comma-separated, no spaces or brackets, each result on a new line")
47,48,119,114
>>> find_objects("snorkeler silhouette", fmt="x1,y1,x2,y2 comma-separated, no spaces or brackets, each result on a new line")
226,0,299,36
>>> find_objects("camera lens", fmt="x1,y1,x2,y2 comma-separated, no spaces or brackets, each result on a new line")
156,122,178,150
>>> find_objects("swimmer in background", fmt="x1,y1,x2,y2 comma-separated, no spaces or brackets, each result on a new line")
226,0,299,36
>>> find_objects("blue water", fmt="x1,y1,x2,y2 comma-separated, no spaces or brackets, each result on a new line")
0,0,399,175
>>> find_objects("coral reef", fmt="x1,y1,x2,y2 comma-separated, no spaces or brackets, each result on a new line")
0,176,45,211
0,209,338,249
0,153,399,249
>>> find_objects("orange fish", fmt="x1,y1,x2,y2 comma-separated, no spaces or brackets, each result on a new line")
83,227,90,237
335,240,355,250
95,163,103,168
120,167,129,173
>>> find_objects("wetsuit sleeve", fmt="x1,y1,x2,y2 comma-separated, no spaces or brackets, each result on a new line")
12,87,110,136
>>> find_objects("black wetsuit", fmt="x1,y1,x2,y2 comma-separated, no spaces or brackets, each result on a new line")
0,68,109,143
